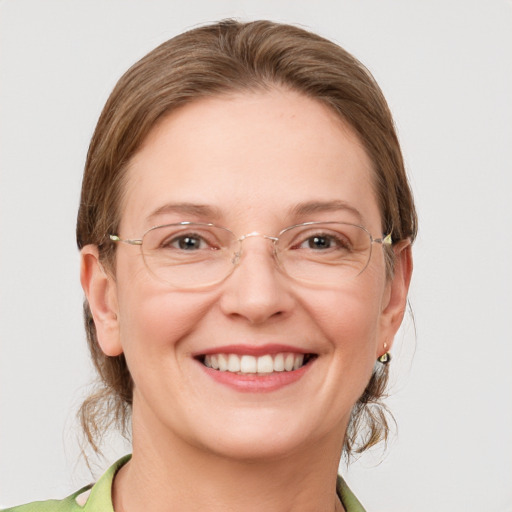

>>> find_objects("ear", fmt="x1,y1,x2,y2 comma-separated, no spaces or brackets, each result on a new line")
377,240,413,357
80,245,123,356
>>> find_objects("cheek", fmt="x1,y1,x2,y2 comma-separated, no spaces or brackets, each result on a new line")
115,275,217,364
113,249,212,353
291,278,387,430
311,282,384,340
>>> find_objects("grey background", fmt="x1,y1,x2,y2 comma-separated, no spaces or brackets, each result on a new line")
1,1,511,510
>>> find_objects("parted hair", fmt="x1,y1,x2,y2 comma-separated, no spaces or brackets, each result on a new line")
76,19,417,457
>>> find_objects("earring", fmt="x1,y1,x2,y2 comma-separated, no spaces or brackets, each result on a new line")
378,342,391,364
377,352,391,364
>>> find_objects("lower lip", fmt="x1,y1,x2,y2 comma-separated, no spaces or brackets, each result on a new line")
198,361,312,393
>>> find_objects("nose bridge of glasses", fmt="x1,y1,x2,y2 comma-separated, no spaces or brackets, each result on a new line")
237,232,279,243
232,232,279,267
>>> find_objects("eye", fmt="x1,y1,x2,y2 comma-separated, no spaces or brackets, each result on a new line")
303,235,336,250
296,232,351,251
156,228,220,252
163,232,213,251
144,224,233,256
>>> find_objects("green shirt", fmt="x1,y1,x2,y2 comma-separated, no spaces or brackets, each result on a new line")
2,456,366,512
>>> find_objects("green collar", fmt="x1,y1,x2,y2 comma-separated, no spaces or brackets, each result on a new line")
76,455,365,512
79,455,131,511
337,475,366,512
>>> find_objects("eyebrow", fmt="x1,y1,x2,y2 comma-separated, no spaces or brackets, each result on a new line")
146,200,365,225
147,202,223,223
289,200,365,224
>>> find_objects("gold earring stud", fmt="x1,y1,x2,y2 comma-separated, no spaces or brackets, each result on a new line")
377,352,391,364
377,342,391,364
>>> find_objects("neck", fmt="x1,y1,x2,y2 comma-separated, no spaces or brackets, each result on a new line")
113,405,347,512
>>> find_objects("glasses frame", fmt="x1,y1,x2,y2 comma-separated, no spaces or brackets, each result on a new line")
109,221,392,288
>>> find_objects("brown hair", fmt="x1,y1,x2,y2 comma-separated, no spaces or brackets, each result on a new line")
76,19,417,457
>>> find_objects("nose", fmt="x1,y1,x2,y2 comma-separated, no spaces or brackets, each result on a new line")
218,236,295,325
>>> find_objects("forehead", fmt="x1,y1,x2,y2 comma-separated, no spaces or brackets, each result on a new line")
121,89,381,233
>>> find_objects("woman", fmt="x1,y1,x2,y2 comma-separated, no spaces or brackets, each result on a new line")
4,19,415,512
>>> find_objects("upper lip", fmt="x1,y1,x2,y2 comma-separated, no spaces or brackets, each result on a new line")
193,344,312,357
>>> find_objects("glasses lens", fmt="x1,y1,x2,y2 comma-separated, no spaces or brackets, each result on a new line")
276,222,373,284
141,223,236,288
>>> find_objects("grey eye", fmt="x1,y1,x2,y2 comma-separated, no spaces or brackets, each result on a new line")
297,233,350,251
306,235,334,249
162,233,210,251
175,235,204,250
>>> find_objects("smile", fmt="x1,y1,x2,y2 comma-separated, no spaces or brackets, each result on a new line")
201,352,316,375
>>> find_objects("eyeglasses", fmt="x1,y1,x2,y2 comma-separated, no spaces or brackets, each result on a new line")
109,221,392,289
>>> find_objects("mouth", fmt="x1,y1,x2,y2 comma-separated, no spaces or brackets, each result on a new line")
197,352,317,375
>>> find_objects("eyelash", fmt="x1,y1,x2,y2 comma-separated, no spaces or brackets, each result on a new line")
161,232,220,251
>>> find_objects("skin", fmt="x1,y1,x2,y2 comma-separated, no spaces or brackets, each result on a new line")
81,88,412,512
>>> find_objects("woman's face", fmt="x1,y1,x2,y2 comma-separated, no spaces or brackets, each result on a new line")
87,89,408,460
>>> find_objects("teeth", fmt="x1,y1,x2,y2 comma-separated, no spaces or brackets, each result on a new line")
284,353,295,371
227,354,241,372
274,353,285,371
240,355,257,373
218,354,228,371
203,352,309,374
293,354,304,370
257,354,274,373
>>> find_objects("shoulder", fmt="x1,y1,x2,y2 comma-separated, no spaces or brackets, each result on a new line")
337,475,367,512
1,455,130,512
0,486,91,512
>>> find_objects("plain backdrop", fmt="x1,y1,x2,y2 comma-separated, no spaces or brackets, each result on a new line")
1,1,511,510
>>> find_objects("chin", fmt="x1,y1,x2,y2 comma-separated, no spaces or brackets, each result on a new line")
186,408,343,463
199,430,311,463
